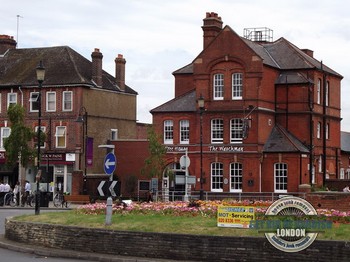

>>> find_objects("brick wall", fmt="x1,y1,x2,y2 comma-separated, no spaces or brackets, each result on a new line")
306,192,350,211
5,219,350,261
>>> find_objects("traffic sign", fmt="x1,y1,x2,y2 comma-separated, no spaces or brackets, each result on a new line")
180,155,190,168
97,181,120,196
104,152,116,175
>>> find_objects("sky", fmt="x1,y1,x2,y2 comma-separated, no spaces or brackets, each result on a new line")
3,0,350,130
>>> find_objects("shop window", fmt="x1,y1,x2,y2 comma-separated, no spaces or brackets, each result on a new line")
211,162,223,192
230,162,242,192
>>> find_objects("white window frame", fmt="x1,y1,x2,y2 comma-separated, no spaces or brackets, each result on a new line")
111,129,118,141
317,122,321,139
213,74,224,100
7,93,17,108
211,162,223,192
211,119,223,144
230,118,243,143
318,156,322,173
62,91,73,111
164,120,173,144
317,79,321,104
46,92,56,112
179,120,189,144
230,162,242,192
232,73,243,100
325,81,329,106
55,126,66,148
274,162,288,193
340,168,345,179
30,92,40,112
35,126,46,148
0,127,11,149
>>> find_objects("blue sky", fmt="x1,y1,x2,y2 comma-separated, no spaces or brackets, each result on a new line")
3,0,350,130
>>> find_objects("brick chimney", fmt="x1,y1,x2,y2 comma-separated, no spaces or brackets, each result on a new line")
0,35,17,55
301,49,314,58
91,48,103,87
202,12,223,49
115,54,126,91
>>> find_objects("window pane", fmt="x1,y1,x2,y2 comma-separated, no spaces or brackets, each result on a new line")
211,119,223,143
63,91,72,111
232,73,242,99
164,120,173,144
213,74,224,99
274,163,287,192
30,92,40,111
47,92,56,111
230,162,242,191
180,120,189,144
56,126,66,148
230,118,243,143
211,162,223,191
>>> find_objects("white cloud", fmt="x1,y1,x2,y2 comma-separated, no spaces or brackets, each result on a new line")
3,0,350,129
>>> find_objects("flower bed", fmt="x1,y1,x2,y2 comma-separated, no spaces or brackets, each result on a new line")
76,200,350,224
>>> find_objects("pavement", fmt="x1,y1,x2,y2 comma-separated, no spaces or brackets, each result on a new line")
0,203,185,262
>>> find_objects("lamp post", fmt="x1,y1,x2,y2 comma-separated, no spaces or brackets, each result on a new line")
197,94,205,200
35,60,45,215
75,107,88,195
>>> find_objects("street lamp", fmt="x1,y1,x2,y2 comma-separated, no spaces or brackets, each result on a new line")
35,60,45,215
75,107,88,195
197,94,205,200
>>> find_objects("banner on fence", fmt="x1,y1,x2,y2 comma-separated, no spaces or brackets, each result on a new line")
217,206,255,228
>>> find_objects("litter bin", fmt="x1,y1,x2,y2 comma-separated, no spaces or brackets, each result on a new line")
40,192,50,207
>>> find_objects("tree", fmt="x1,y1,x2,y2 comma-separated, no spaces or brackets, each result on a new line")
142,125,166,179
4,104,36,167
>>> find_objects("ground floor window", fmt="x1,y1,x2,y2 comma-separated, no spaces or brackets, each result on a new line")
211,162,223,192
230,162,242,192
274,162,287,193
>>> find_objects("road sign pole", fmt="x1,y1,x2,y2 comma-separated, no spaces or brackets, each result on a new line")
184,149,189,202
99,144,116,226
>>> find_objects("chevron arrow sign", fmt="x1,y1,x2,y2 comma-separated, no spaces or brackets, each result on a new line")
97,181,121,197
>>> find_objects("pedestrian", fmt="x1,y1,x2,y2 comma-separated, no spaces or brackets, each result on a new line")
147,190,153,202
0,180,4,206
13,181,20,206
22,180,31,206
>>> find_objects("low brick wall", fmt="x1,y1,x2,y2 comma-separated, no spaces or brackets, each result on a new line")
5,219,350,261
306,192,350,211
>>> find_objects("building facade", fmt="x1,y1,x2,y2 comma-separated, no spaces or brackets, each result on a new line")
0,35,138,196
151,12,343,194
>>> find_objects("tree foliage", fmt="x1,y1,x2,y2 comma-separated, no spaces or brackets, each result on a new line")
142,125,166,179
4,104,36,167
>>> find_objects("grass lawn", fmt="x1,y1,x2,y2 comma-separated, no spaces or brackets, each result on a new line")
14,211,350,241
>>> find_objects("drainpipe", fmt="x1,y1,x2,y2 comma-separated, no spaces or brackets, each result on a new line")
322,62,327,186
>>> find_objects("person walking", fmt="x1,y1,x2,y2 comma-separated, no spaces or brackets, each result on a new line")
0,180,4,206
13,181,20,206
21,180,31,206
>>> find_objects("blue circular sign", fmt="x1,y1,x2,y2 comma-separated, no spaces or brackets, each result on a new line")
104,153,116,175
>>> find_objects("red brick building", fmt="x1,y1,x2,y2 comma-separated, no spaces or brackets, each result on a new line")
0,35,140,196
151,12,343,194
